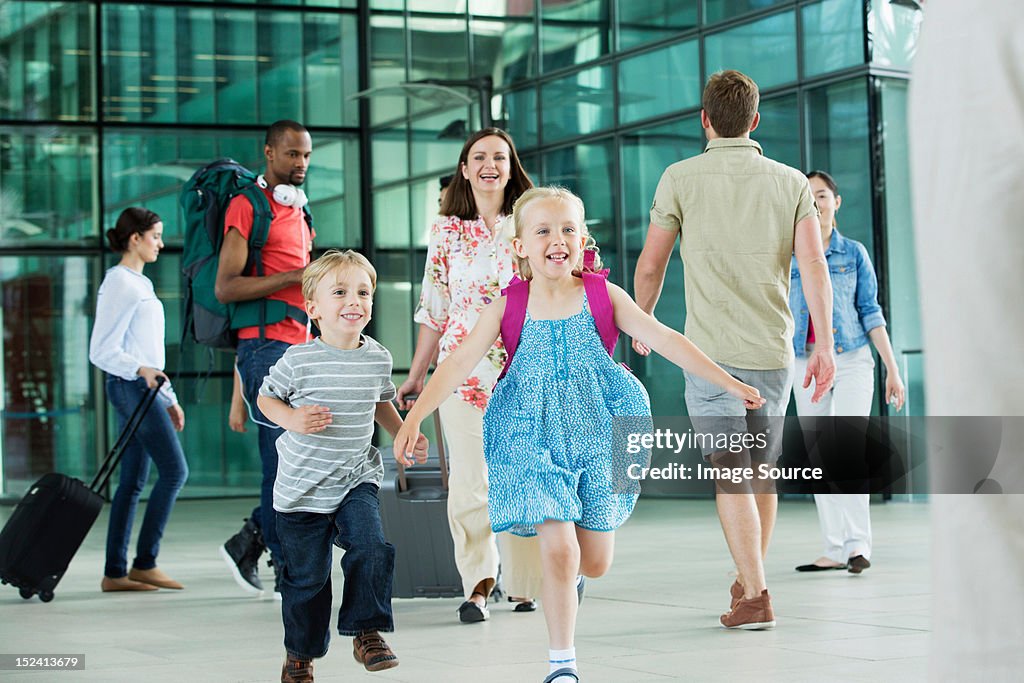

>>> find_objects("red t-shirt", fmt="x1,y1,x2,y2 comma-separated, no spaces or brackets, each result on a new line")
224,188,315,345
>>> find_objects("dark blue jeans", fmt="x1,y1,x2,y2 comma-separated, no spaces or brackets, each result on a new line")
104,376,189,578
236,337,290,565
276,483,396,659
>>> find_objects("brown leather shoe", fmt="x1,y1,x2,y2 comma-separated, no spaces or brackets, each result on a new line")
128,567,184,589
352,631,399,672
281,656,313,683
101,576,158,592
721,589,776,630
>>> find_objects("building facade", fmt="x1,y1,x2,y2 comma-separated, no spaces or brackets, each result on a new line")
0,0,923,499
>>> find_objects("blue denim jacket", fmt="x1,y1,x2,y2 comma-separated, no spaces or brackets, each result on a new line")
789,229,886,357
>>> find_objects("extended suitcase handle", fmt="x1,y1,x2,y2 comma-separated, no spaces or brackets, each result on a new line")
89,377,166,494
396,400,449,494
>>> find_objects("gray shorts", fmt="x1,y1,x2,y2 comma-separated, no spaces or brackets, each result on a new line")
683,362,794,462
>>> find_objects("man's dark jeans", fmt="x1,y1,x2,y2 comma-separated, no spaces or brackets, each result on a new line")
236,337,290,564
276,482,396,659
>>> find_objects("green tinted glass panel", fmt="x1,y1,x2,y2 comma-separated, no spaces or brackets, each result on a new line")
757,93,800,171
540,0,609,73
101,6,357,126
704,0,788,24
408,16,469,116
374,185,410,249
618,1,697,50
503,86,538,150
0,255,99,494
103,131,361,248
0,2,94,121
802,0,864,78
619,40,699,125
408,0,466,11
704,11,796,89
806,78,870,249
470,0,534,17
470,17,536,86
0,127,95,245
878,78,919,354
540,64,613,143
411,108,470,177
372,124,408,186
867,1,923,70
369,13,408,124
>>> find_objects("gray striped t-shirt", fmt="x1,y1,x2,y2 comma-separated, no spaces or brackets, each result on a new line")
260,336,396,513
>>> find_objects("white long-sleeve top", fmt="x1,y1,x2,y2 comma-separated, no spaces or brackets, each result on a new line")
89,265,178,406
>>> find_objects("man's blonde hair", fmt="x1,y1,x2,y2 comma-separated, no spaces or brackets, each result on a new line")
301,249,377,303
510,186,602,281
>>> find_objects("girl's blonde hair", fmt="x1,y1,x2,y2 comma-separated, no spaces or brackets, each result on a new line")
510,186,602,280
301,249,377,302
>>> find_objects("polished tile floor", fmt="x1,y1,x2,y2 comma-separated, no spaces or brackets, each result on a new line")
0,497,929,682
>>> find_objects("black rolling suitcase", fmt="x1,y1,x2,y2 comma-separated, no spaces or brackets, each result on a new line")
379,411,462,598
0,378,164,602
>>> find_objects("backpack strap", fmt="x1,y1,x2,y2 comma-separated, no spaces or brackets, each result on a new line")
497,276,529,381
582,272,618,357
581,248,617,356
238,184,275,340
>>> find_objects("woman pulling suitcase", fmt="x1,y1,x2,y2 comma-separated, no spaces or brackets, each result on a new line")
89,207,189,592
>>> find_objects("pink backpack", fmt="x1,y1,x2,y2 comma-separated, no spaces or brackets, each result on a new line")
497,250,619,381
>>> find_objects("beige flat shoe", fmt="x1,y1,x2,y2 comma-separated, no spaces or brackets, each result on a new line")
128,567,184,590
101,576,158,592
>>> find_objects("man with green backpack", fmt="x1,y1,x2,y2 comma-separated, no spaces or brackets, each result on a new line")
182,120,315,597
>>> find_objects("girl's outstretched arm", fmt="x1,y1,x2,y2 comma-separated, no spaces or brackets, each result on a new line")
392,298,506,463
607,284,765,409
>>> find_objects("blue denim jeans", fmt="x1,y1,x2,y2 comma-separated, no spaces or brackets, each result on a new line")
104,376,189,578
236,337,290,565
276,483,396,659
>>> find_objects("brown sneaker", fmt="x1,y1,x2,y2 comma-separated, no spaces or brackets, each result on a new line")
352,631,399,672
720,589,776,630
729,580,743,611
281,655,313,683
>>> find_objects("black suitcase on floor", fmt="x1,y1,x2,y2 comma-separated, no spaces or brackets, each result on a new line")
379,412,462,598
0,378,164,602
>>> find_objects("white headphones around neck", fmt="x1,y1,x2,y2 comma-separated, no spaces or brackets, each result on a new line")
257,174,308,209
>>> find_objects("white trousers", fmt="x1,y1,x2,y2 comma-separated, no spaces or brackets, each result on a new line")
438,395,543,600
794,344,874,562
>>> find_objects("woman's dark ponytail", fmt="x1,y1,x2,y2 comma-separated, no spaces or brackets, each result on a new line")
106,207,160,252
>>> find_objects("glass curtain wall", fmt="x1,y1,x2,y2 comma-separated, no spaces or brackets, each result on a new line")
0,1,362,499
1,0,923,499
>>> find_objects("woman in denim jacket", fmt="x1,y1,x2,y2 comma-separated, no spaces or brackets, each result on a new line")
789,171,905,574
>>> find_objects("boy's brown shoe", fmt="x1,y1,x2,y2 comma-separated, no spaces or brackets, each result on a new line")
720,589,776,630
281,656,313,683
352,631,399,672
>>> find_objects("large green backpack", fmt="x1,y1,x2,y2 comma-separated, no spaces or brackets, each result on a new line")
180,159,313,349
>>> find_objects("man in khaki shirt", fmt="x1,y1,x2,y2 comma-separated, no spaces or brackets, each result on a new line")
633,70,836,630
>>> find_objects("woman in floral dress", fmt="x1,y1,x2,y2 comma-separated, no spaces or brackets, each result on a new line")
397,128,544,623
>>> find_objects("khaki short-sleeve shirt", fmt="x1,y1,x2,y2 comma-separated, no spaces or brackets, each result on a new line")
650,137,817,370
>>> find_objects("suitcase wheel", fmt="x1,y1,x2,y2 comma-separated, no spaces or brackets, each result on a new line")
39,590,54,603
19,587,34,600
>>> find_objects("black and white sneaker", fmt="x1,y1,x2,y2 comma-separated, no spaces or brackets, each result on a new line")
220,517,264,595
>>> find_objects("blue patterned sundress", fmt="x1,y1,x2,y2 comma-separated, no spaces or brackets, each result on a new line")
482,291,651,537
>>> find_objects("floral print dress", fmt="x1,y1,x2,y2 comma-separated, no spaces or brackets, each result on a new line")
414,214,516,411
